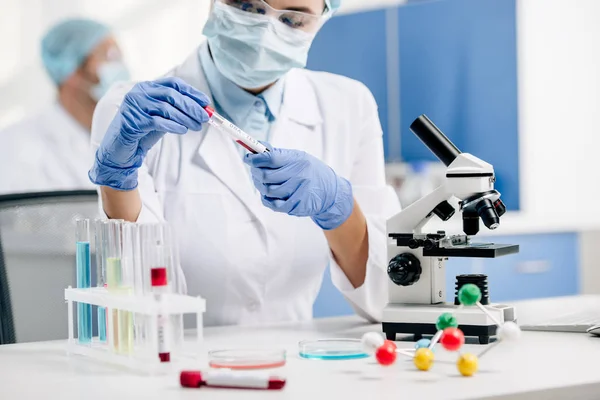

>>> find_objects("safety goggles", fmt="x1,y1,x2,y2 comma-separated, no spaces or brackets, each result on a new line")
216,0,330,33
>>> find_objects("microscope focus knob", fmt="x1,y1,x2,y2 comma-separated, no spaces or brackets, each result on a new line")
387,253,422,286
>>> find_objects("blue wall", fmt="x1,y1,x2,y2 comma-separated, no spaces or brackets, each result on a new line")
397,0,519,210
307,10,390,149
313,266,354,318
446,233,579,302
308,0,520,210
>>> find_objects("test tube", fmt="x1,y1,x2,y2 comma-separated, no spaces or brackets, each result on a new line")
148,224,171,362
105,220,123,352
118,223,136,355
126,223,147,352
76,219,92,344
94,219,107,342
141,223,173,362
165,230,184,356
204,106,269,154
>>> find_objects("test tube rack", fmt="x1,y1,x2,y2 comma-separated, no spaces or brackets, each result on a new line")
65,286,206,374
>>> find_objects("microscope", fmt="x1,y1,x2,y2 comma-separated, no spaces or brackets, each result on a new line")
383,115,519,344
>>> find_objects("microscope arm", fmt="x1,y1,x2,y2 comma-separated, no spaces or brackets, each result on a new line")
387,184,451,235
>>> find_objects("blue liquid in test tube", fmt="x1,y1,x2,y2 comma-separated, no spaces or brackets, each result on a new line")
76,220,92,344
98,307,106,342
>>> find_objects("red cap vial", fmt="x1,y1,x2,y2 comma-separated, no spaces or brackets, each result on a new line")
151,267,168,287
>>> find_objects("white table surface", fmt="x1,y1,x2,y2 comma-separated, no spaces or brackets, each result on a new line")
1,302,599,400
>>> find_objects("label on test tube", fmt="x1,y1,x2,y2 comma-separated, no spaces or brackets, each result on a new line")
152,267,170,362
205,370,271,389
157,314,170,362
204,106,269,154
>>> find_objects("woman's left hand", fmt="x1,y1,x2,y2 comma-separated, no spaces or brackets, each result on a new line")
244,145,353,230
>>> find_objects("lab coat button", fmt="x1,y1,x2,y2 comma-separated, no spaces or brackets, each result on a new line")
254,102,266,113
248,302,258,311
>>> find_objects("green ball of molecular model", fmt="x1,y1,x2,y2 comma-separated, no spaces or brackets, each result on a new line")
458,283,482,306
436,312,458,330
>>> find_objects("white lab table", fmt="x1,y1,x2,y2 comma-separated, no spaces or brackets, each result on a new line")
1,301,600,400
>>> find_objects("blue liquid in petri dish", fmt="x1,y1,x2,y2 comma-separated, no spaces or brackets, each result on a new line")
298,339,369,360
76,241,92,343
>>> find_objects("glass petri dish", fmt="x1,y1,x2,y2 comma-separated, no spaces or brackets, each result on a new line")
298,339,369,360
208,349,287,370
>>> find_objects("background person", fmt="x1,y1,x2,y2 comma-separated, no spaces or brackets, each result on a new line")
0,18,129,194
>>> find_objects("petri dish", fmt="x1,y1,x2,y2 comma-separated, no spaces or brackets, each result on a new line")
298,339,369,360
208,349,286,370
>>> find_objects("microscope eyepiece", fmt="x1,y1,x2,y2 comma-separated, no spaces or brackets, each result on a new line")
410,115,461,167
476,198,500,230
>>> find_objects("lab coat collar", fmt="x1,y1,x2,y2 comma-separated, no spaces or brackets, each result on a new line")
280,68,323,127
173,45,265,221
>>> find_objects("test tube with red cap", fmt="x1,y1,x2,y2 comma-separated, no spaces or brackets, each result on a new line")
180,370,286,390
142,223,172,363
203,106,269,154
152,260,170,362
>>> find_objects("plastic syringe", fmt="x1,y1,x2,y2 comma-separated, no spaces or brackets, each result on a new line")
204,106,269,154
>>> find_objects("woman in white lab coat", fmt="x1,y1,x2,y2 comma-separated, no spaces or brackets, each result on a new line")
89,0,400,326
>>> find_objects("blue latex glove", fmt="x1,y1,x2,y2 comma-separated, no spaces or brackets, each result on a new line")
89,77,210,190
244,146,354,230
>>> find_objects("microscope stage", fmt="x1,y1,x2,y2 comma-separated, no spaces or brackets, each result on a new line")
423,243,519,258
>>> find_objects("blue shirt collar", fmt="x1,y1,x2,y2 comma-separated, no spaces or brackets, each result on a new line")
199,42,284,126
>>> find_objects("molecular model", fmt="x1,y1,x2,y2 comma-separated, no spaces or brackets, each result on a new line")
362,284,521,377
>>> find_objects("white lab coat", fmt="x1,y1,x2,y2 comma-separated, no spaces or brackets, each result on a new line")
0,102,94,195
91,46,401,326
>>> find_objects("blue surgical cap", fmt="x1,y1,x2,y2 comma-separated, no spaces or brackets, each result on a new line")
326,0,341,12
41,18,111,85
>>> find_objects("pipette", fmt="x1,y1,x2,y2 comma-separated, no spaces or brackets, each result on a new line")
204,106,269,154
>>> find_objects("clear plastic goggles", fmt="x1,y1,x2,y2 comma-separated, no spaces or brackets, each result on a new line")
216,0,329,33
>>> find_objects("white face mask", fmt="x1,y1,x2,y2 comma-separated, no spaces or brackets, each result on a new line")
90,61,130,101
202,1,317,89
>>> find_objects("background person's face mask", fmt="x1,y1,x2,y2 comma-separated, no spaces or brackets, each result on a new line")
90,61,131,101
202,1,319,89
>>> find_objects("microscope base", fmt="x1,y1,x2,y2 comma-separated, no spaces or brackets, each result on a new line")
382,303,516,345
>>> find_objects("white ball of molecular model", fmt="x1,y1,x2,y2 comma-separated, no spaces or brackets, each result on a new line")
498,321,521,341
361,332,385,353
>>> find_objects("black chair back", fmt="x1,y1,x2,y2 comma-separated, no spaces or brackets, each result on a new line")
0,191,98,344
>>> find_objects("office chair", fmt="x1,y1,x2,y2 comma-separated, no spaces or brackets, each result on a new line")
0,190,99,344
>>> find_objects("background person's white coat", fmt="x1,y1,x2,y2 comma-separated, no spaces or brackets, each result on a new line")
91,45,401,326
0,102,94,195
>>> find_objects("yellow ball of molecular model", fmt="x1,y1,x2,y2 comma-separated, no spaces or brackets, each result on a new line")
362,284,521,377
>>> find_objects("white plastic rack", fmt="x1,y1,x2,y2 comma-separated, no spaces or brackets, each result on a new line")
65,286,205,373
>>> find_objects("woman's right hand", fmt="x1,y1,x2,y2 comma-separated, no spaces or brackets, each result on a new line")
89,77,210,190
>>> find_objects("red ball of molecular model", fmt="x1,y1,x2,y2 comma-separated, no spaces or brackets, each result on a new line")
362,284,521,377
440,327,464,351
374,340,397,366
